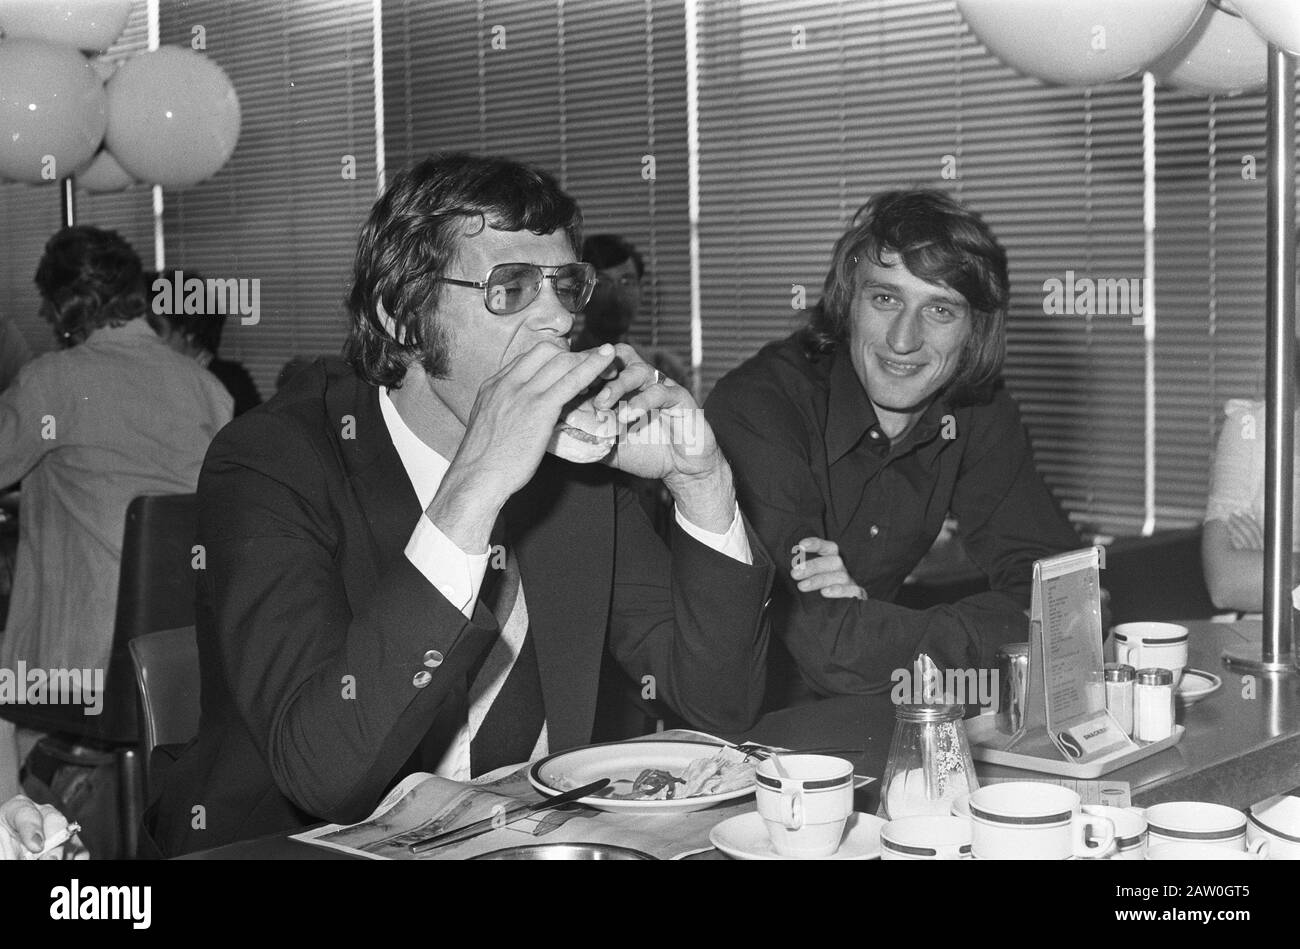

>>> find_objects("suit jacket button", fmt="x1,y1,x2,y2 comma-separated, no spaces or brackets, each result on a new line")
412,670,433,688
423,649,444,668
869,524,880,538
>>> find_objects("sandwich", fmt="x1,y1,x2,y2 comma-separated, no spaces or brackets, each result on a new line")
547,398,617,463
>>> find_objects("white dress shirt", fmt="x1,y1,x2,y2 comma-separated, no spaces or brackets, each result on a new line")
379,388,752,781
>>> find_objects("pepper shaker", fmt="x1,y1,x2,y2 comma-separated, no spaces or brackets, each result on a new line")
1104,663,1135,736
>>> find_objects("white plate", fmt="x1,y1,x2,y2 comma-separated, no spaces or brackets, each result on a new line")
528,739,756,815
709,811,884,860
1176,668,1222,705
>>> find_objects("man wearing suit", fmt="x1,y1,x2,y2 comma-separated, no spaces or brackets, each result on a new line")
146,153,772,856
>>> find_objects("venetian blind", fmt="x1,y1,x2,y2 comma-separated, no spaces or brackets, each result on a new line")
702,0,1149,535
381,0,691,365
0,0,153,359
159,0,378,395
1153,87,1291,528
696,0,1149,536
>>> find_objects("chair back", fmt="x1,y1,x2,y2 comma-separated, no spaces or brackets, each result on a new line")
128,625,201,756
0,493,199,742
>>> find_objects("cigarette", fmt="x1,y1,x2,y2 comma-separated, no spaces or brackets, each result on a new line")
24,822,80,860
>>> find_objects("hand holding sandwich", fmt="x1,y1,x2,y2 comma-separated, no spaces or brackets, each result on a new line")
426,341,618,554
585,343,737,535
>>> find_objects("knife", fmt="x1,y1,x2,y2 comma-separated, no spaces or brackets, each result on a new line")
408,778,610,855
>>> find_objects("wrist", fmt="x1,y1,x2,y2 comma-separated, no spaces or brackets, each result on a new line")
425,464,506,553
666,459,736,534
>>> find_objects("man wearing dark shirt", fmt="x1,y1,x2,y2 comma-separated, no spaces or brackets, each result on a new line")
706,189,1080,702
146,270,263,416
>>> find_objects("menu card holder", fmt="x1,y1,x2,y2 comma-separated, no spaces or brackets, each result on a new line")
969,547,1183,778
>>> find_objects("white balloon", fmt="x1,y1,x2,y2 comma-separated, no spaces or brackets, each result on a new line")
75,147,134,192
105,47,241,190
956,0,1204,87
0,0,132,53
0,39,106,184
1233,0,1300,56
1152,2,1268,96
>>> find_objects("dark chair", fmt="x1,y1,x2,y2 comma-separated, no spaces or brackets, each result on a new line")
1102,527,1217,625
128,626,200,795
1,493,198,858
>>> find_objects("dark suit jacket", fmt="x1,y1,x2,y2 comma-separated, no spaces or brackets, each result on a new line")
146,359,772,856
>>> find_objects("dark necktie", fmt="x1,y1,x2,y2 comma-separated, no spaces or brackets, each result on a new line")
468,513,545,777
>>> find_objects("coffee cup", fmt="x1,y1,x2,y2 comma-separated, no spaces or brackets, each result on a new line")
1144,801,1248,850
754,754,854,858
969,782,1115,859
1147,841,1268,860
1112,622,1189,688
1082,805,1147,860
881,816,972,860
950,791,972,820
1247,793,1300,859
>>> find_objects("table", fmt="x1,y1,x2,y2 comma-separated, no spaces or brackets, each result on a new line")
738,619,1300,810
184,619,1300,858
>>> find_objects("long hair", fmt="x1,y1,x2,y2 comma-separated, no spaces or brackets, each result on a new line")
35,226,145,347
801,189,1009,406
344,152,583,388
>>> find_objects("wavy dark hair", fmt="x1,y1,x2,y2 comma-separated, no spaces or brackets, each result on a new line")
800,189,1009,406
35,226,145,348
345,152,584,388
582,233,644,279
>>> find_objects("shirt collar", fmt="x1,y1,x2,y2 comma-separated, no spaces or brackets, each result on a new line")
378,386,451,509
825,346,880,465
824,345,951,463
86,318,156,345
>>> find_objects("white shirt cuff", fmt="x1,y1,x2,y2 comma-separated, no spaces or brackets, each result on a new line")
405,515,491,619
674,503,753,565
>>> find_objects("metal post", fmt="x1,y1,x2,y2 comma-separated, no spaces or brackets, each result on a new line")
1224,45,1296,676
60,176,76,228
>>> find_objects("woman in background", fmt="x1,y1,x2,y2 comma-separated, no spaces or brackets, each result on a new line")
1202,395,1300,614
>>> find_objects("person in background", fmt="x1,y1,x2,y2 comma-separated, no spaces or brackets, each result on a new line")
706,189,1081,705
572,234,690,387
0,314,32,394
1202,394,1300,614
0,227,232,799
146,271,263,417
0,794,87,859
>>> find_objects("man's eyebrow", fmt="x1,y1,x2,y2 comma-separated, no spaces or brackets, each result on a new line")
861,279,967,308
861,279,902,293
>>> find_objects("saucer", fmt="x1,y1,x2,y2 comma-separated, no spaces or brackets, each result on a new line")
709,811,884,860
1176,668,1222,706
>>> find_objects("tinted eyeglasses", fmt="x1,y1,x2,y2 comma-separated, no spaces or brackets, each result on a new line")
435,262,596,316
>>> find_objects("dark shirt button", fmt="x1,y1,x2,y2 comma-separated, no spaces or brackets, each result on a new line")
869,430,881,440
869,524,880,538
412,670,433,688
423,649,444,668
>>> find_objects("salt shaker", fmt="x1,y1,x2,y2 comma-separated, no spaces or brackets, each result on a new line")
1133,667,1174,742
1104,663,1135,736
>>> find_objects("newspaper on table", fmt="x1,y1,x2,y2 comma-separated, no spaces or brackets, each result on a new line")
292,741,760,860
